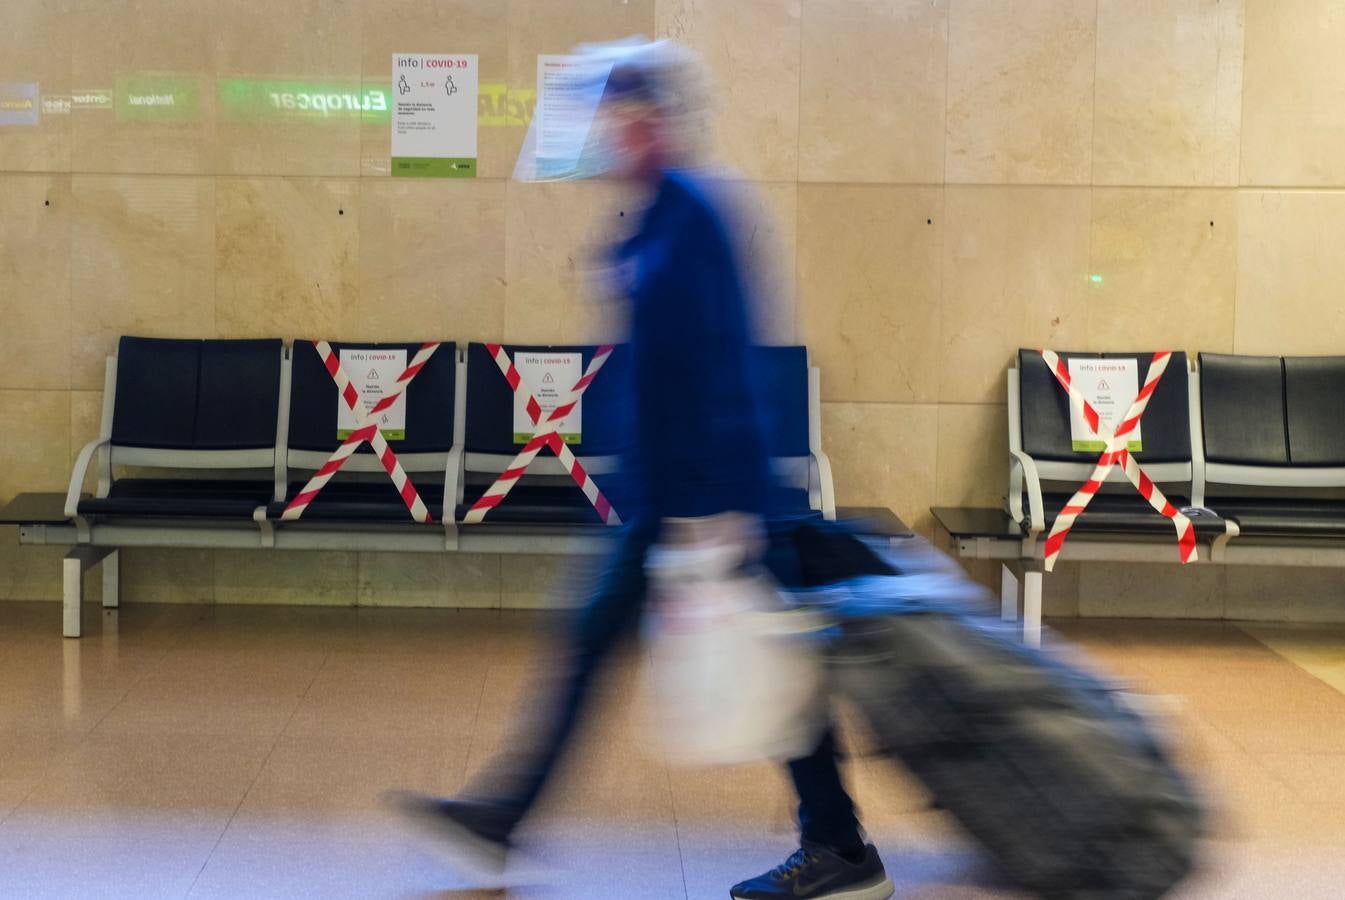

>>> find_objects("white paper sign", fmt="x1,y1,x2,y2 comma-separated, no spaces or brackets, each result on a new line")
1067,358,1142,452
535,55,610,165
391,53,478,177
513,352,583,444
338,348,408,440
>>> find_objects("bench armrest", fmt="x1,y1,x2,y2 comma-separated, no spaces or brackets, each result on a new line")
1008,448,1045,534
810,449,836,520
442,445,465,523
65,438,111,518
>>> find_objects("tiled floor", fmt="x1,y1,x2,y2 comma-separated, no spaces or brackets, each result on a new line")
2,602,1345,899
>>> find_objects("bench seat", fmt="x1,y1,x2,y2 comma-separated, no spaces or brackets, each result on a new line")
932,502,1231,542
79,479,275,519
1206,498,1345,537
453,484,820,526
268,481,448,523
1037,493,1229,537
456,490,611,525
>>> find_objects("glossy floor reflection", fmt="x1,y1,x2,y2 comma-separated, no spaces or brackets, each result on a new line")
2,602,1345,899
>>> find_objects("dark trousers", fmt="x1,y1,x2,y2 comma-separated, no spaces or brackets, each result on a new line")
472,521,864,853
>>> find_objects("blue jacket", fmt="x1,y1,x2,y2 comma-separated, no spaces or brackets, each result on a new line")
613,170,772,522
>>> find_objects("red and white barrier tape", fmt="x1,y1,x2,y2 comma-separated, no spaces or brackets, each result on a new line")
282,341,440,523
462,344,621,526
1039,349,1197,571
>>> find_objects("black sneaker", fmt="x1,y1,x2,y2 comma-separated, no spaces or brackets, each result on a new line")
383,791,516,884
730,843,893,900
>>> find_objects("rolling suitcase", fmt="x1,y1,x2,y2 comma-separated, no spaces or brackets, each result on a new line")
786,525,1205,900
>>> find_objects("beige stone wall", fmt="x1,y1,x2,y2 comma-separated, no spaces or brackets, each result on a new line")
2,0,1343,619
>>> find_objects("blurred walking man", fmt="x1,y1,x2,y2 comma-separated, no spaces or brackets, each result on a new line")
394,42,892,900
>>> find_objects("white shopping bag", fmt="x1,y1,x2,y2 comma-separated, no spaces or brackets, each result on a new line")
640,514,825,766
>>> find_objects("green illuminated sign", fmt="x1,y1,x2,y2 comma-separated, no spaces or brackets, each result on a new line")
217,78,535,127
115,74,200,122
31,73,544,132
66,75,535,129
217,78,389,122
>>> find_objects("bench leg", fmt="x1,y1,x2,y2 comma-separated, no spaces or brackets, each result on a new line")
1023,570,1043,649
63,553,84,639
62,546,116,639
1000,564,1019,622
102,549,120,609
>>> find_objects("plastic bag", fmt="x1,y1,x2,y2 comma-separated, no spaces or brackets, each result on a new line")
640,514,825,766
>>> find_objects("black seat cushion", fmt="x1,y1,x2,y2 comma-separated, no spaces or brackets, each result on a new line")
458,343,815,527
111,338,201,450
456,483,612,526
464,344,811,460
1284,356,1345,466
288,340,456,455
1199,353,1288,466
464,343,633,457
196,339,283,449
269,480,446,522
454,482,815,526
1018,350,1191,463
462,343,632,525
1039,492,1227,536
767,486,813,515
111,337,283,451
751,346,811,458
1206,497,1345,537
458,473,638,526
78,479,274,518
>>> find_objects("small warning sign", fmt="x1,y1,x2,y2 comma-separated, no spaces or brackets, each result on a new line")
337,348,408,440
513,352,582,443
1067,358,1141,452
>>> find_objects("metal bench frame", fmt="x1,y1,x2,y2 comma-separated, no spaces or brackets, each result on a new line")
14,342,837,637
944,357,1345,647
